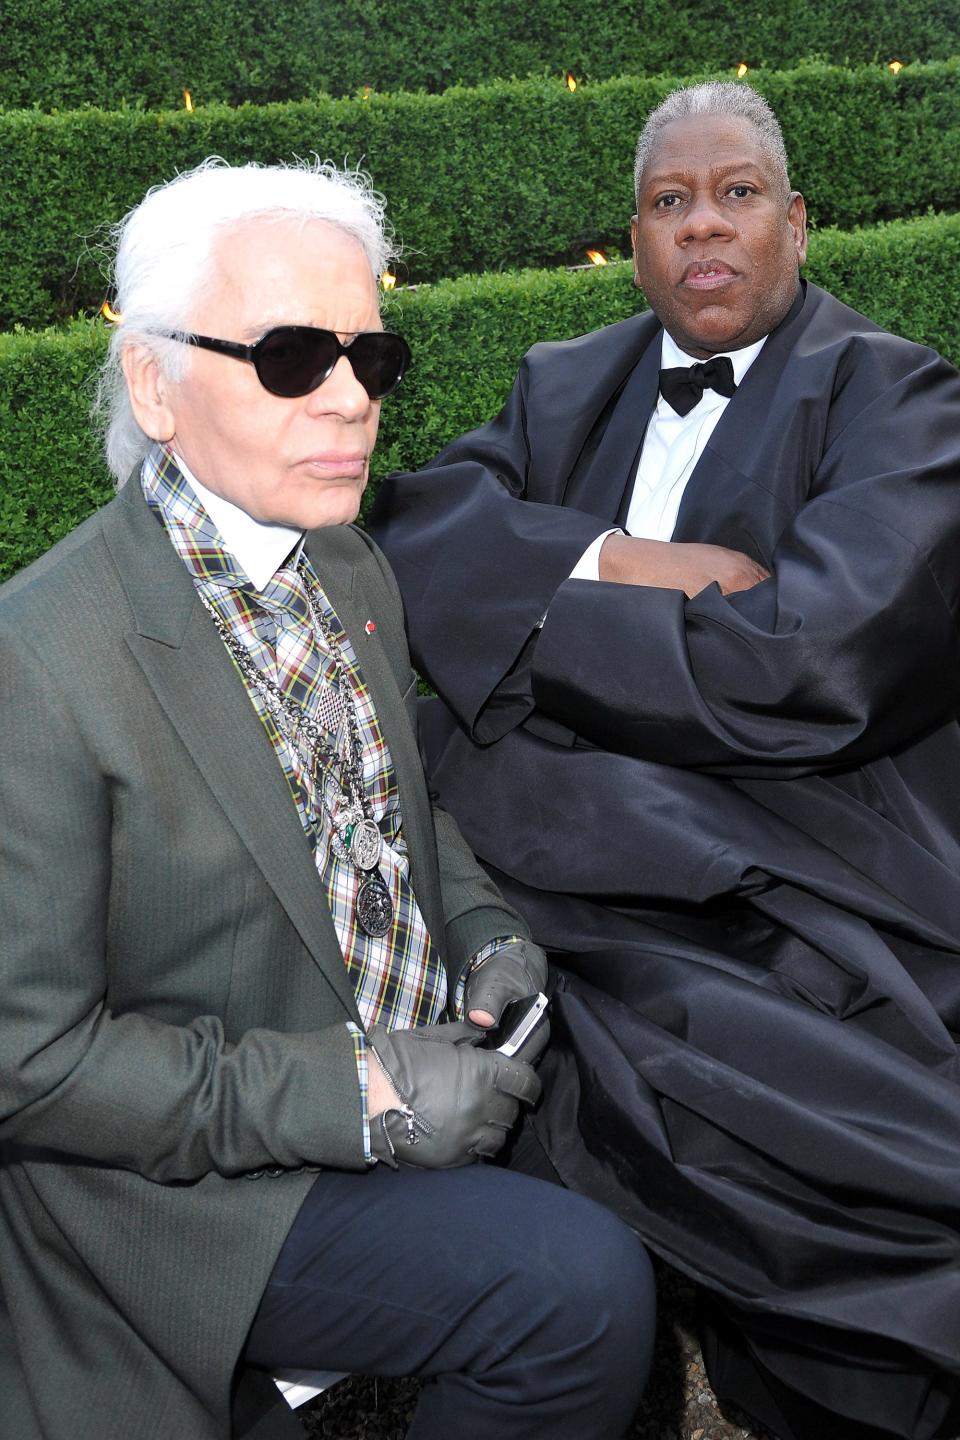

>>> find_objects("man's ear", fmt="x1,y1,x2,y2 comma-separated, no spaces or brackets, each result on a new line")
788,191,808,268
630,214,642,289
121,341,177,443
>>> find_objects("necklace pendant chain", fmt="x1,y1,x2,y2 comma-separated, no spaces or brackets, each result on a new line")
199,572,394,938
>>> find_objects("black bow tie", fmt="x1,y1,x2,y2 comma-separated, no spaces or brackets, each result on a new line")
658,355,737,417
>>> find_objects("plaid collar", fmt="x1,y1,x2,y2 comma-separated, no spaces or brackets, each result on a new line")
141,445,254,593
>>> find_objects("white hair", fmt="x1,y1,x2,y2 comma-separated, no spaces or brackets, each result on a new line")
634,82,791,200
95,156,395,484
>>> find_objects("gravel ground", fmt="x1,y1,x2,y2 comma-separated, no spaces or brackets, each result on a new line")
298,1260,774,1440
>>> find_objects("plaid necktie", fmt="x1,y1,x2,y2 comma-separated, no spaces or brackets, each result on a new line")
256,562,345,744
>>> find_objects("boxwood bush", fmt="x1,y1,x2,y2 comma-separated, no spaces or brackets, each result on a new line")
2,62,959,329
2,0,957,110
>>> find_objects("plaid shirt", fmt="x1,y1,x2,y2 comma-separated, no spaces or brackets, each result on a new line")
141,448,448,1051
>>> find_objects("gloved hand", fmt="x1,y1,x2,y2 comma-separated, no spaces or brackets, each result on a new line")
367,1020,541,1169
464,939,550,1058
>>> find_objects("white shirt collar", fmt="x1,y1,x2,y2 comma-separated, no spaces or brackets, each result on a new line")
660,329,767,387
173,451,304,591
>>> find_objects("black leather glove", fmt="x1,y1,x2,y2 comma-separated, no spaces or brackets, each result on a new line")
463,939,550,1057
367,1020,541,1169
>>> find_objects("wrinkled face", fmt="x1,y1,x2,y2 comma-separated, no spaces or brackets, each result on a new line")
631,114,807,358
156,217,382,529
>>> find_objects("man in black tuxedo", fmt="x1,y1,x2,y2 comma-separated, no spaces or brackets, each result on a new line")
370,83,960,1440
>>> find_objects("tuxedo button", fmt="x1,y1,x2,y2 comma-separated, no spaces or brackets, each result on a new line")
265,1166,286,1178
244,1169,265,1180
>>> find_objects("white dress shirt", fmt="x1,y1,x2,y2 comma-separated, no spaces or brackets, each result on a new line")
174,451,304,585
570,330,767,580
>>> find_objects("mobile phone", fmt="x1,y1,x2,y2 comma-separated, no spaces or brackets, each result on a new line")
481,992,549,1057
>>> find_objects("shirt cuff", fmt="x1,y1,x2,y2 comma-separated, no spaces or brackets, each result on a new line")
347,1022,374,1163
569,528,621,582
453,935,525,1018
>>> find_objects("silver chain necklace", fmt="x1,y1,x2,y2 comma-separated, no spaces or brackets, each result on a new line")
198,565,394,938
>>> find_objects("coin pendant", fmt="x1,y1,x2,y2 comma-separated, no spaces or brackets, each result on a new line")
350,817,383,872
356,876,393,938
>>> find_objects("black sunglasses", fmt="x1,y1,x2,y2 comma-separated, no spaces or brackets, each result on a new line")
166,325,412,400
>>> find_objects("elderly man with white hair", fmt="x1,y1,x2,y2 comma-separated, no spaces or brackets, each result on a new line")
0,159,655,1440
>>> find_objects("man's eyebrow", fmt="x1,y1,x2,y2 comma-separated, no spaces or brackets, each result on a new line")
642,158,768,188
237,319,284,341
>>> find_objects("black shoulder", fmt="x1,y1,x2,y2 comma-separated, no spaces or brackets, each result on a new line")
804,282,952,375
522,309,661,381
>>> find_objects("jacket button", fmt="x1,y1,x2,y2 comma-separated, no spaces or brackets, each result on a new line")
244,1169,265,1180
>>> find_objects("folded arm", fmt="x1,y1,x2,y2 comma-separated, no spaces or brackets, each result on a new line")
535,355,960,773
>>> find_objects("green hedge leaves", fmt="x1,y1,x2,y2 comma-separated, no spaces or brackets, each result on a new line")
2,0,958,110
3,62,959,329
4,212,959,583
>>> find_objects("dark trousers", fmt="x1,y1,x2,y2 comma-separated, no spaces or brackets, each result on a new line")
244,1139,655,1439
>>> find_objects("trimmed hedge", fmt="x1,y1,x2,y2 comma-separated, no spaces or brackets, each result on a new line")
3,211,959,583
3,62,959,331
2,0,958,110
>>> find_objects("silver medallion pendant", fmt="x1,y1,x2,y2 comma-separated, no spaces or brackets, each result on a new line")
356,876,393,938
350,817,383,872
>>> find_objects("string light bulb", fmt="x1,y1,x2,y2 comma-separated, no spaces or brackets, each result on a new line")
182,89,194,111
380,271,397,290
565,71,577,92
736,62,749,79
888,59,904,74
586,249,608,266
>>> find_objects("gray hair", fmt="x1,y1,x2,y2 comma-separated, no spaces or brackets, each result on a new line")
95,156,396,484
634,82,791,200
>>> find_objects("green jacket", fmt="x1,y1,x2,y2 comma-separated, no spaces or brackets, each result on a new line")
0,476,526,1439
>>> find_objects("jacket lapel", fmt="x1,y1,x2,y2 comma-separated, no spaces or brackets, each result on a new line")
560,318,661,522
102,480,361,1020
672,284,815,560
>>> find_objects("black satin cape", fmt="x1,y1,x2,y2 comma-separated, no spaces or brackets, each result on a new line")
370,284,960,1440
